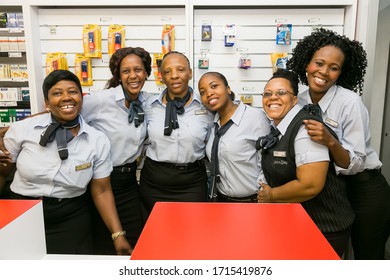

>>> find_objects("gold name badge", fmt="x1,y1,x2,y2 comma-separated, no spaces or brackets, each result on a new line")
273,151,287,158
325,117,339,128
75,162,92,171
195,109,207,115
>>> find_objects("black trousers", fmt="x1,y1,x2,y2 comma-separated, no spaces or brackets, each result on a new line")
90,168,143,255
346,170,390,259
11,191,93,254
139,157,208,223
323,226,352,258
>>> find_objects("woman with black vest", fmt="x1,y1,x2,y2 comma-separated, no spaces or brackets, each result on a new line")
256,69,354,258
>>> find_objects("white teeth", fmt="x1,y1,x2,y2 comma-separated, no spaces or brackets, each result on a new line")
209,98,218,106
60,105,74,109
269,104,280,109
314,77,326,84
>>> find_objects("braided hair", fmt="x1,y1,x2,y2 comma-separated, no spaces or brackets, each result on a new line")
106,47,151,89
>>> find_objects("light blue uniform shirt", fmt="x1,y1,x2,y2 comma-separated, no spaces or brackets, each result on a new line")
275,104,330,167
82,85,152,167
299,85,381,175
4,113,112,198
144,89,213,163
206,102,270,197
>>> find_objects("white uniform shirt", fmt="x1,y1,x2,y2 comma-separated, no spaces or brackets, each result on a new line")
299,85,382,175
144,90,213,163
4,113,112,198
82,86,152,166
206,102,270,197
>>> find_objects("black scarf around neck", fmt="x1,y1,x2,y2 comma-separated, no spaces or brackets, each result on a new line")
122,85,144,127
256,125,281,150
39,114,80,160
163,88,192,136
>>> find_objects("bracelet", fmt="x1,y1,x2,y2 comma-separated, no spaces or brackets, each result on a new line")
111,230,126,242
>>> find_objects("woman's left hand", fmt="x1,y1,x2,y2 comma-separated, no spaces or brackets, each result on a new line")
113,235,133,255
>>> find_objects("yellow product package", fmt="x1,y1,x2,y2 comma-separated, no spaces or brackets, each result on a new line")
108,24,125,56
161,24,175,55
45,53,68,75
83,24,102,58
152,53,164,86
74,53,92,86
270,52,288,73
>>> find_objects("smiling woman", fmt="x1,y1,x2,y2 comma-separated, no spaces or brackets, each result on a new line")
287,28,390,260
0,70,132,255
198,71,269,202
139,51,214,222
257,68,354,258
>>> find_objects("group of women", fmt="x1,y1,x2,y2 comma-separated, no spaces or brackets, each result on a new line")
0,28,389,260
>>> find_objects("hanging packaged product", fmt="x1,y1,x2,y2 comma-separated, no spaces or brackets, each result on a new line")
83,24,102,58
239,53,251,69
108,24,125,56
276,24,292,45
240,95,253,106
74,54,93,86
152,53,164,86
162,24,175,55
45,52,68,75
223,24,236,47
198,52,209,69
270,52,288,73
201,25,212,41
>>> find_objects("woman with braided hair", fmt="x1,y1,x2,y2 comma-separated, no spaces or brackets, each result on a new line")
287,28,390,260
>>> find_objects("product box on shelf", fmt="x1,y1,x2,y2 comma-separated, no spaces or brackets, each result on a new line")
0,13,7,28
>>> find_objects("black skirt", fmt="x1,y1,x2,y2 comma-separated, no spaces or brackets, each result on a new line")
11,191,93,254
139,157,208,222
90,164,143,255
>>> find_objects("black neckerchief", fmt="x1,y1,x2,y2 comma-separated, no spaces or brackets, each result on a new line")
256,125,281,150
39,114,79,160
163,88,192,136
122,85,144,127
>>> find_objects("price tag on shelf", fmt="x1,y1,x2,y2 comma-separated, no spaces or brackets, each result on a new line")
8,52,22,58
8,28,23,33
0,101,17,107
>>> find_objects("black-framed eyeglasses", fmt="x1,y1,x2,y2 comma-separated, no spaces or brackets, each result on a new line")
261,89,294,98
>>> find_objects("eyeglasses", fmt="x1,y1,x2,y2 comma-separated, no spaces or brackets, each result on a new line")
261,89,294,98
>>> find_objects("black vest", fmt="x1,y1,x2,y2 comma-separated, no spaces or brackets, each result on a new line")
261,109,354,233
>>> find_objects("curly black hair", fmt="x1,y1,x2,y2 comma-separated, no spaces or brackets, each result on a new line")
106,47,152,89
286,28,367,95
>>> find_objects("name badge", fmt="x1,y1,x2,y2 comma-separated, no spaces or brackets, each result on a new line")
75,162,92,171
195,109,207,115
273,151,286,158
325,117,339,128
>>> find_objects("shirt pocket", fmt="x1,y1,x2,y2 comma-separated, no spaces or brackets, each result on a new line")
65,159,94,189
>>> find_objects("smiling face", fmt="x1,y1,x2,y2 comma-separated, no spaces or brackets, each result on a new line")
161,53,192,98
120,54,148,101
262,77,297,125
306,45,344,98
45,80,82,123
198,73,232,112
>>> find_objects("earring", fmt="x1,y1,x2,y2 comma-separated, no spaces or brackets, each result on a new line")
46,108,51,112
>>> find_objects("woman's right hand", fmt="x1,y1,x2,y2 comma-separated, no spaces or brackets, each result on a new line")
0,127,11,164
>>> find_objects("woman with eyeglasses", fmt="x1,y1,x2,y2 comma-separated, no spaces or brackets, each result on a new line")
257,68,354,258
198,71,269,202
287,28,390,260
